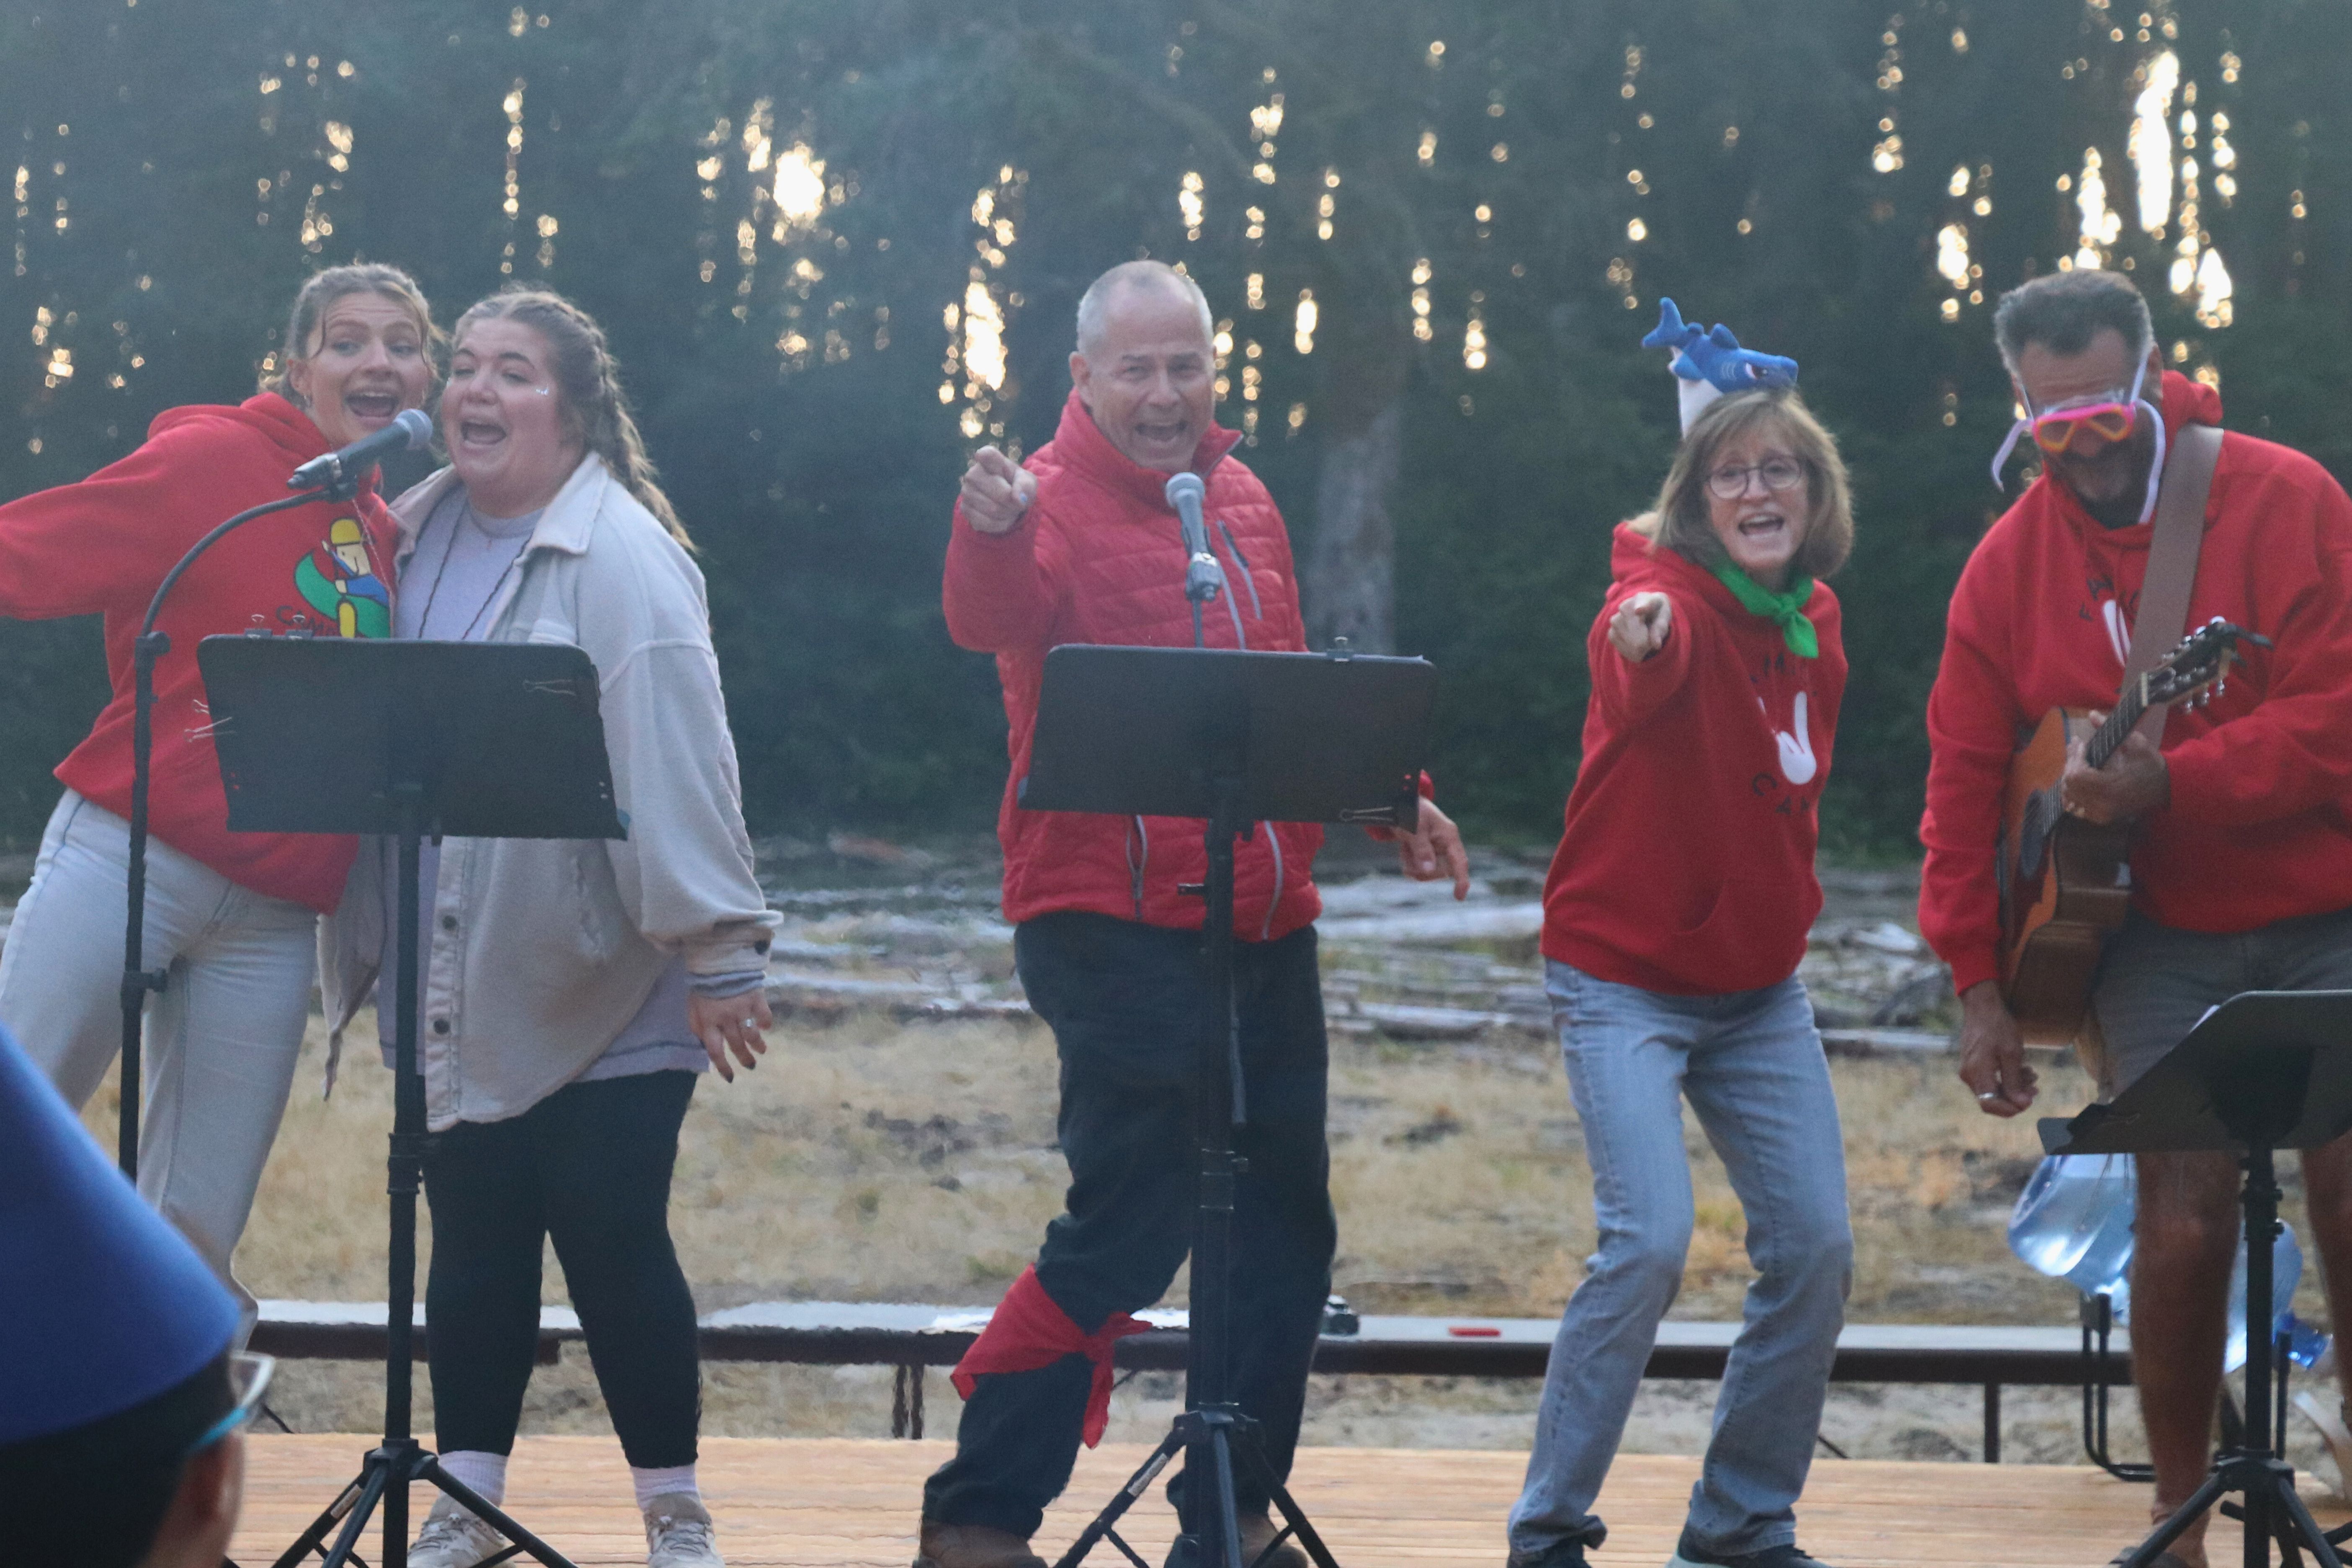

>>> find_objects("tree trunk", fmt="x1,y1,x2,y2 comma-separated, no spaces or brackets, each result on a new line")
1302,398,1402,654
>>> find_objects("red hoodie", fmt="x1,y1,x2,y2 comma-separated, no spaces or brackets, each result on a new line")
0,394,397,913
1920,371,2352,993
944,390,1323,939
1542,524,1847,995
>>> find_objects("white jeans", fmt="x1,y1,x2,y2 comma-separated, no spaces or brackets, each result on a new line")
0,790,317,1323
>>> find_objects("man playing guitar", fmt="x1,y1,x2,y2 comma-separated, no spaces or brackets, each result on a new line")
1921,268,2352,1567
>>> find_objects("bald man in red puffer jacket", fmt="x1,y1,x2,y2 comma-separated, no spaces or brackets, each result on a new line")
916,261,1467,1568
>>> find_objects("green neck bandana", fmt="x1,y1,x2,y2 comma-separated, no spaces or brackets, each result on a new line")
1709,560,1818,658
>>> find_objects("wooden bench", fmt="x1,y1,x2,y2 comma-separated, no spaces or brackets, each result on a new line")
252,1300,2126,1462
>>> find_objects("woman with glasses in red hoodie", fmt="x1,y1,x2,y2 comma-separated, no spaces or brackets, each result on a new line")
1507,312,1857,1568
0,263,438,1326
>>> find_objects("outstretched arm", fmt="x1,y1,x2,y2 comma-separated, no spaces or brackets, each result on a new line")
0,426,212,621
942,445,1057,653
1585,588,1694,729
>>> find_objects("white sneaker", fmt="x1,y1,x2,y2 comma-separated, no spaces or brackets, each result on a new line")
409,1494,510,1568
645,1491,725,1568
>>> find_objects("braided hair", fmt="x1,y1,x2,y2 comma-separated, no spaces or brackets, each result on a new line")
449,288,690,547
263,262,442,403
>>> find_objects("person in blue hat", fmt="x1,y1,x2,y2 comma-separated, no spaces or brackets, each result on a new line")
0,1024,274,1568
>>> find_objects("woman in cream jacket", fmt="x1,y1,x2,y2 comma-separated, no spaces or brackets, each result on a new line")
322,288,774,1568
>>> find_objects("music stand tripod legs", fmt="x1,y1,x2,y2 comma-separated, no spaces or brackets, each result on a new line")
1052,772,1341,1568
2116,1141,2338,1568
271,797,576,1568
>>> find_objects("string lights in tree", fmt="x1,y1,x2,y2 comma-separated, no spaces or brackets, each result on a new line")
1870,17,1905,173
944,167,1024,443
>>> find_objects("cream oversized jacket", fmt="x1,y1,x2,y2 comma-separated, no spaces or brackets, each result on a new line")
320,454,778,1130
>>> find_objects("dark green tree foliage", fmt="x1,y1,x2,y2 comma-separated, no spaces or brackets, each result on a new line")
0,1,2344,851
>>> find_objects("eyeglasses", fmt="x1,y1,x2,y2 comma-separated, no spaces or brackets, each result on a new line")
182,1352,275,1457
1705,457,1806,500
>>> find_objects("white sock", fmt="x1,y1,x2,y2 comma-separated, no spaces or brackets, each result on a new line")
632,1462,699,1510
438,1449,508,1508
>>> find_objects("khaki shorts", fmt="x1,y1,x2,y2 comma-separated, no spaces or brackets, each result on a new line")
2090,904,2352,1100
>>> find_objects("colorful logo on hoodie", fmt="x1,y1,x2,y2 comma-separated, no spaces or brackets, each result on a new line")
293,517,391,638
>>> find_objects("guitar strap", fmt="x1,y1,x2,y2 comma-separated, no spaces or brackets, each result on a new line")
2121,421,2223,741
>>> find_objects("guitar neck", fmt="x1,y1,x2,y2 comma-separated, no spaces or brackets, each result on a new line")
2084,676,2146,769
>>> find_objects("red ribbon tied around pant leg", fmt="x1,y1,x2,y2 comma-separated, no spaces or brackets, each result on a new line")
949,1265,1150,1447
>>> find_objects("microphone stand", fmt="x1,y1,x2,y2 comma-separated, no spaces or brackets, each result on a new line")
115,473,357,1178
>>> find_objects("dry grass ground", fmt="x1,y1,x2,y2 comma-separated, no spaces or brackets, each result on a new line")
75,1003,2351,1480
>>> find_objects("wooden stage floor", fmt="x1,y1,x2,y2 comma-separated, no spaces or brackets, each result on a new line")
230,1434,2349,1568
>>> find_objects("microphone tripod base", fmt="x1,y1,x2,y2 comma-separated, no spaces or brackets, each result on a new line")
269,1439,579,1568
1051,1408,1341,1568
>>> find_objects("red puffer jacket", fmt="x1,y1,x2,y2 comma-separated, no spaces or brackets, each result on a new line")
944,390,1324,940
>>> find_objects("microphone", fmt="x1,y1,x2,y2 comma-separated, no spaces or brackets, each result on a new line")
1164,472,1225,605
289,407,433,492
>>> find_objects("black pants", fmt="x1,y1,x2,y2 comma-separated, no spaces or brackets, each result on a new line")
923,913,1337,1539
423,1069,701,1467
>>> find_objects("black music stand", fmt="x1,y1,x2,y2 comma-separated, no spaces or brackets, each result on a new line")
196,635,624,1568
1019,642,1435,1568
2042,990,2352,1568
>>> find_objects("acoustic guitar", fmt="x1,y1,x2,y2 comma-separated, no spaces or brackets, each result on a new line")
1996,617,2269,1043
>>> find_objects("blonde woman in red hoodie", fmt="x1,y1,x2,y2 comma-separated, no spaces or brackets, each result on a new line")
1507,383,1856,1568
0,264,437,1324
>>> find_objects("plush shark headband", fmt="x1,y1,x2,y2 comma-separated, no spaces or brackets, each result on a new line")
1642,298,1800,436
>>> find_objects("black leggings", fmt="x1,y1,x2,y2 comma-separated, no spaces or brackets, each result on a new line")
423,1070,701,1467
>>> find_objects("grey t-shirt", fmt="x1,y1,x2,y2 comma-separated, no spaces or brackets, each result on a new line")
378,487,707,1084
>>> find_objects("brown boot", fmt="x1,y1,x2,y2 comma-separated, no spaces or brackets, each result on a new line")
915,1522,1048,1568
1169,1514,1312,1568
1240,1512,1311,1568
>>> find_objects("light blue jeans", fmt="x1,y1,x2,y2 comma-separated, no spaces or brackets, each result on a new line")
1508,961,1852,1560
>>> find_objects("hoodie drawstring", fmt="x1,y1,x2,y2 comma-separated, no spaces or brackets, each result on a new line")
1127,816,1149,920
1261,826,1284,941
1218,522,1264,622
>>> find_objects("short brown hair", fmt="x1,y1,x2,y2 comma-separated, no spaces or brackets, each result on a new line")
1631,390,1854,581
452,288,690,547
263,263,441,400
1993,268,2153,378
